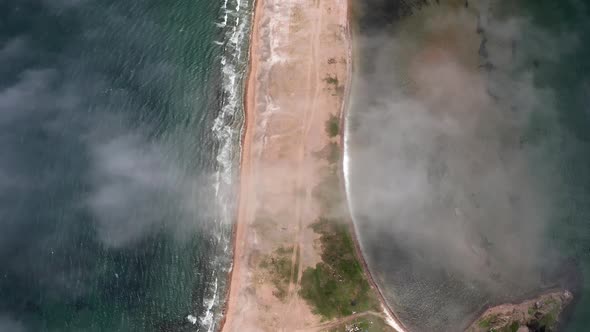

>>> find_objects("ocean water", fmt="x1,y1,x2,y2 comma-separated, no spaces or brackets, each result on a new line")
347,0,589,331
0,0,251,331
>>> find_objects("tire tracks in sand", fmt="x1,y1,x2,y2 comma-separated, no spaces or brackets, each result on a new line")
283,0,324,329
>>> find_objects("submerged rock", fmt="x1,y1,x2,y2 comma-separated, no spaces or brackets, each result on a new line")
466,290,573,332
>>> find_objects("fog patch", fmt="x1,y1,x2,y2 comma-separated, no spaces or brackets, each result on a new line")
0,315,26,332
0,38,29,62
87,131,215,248
347,1,579,329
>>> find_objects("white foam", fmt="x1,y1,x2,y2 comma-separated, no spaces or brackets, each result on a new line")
221,0,229,27
199,277,219,331
187,315,197,325
196,0,253,330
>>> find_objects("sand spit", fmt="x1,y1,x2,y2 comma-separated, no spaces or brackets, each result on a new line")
220,0,406,331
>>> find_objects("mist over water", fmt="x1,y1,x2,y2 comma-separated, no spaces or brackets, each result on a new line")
347,0,590,330
0,0,251,331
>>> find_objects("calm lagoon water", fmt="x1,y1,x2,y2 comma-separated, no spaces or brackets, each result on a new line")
347,0,590,330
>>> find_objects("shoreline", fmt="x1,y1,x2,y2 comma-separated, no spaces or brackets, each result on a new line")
217,0,261,330
338,3,408,331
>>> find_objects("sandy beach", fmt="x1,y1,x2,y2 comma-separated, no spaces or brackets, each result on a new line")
220,0,406,331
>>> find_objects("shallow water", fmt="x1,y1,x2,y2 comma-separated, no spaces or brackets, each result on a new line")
347,0,590,330
0,0,251,331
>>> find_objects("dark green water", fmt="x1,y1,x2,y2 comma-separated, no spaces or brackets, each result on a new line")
0,0,251,331
347,0,589,330
522,2,590,330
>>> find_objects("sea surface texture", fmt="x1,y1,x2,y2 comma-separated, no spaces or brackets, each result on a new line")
346,0,589,331
0,0,251,331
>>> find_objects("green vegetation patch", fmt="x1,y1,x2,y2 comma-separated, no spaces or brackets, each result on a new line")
497,321,521,332
300,121,379,320
299,218,379,319
275,246,294,256
539,311,557,328
477,314,496,328
313,142,341,164
326,114,341,138
324,74,339,85
326,142,341,164
509,321,520,332
324,75,345,97
260,246,295,301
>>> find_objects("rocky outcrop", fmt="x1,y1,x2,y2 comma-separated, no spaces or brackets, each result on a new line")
466,290,573,332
